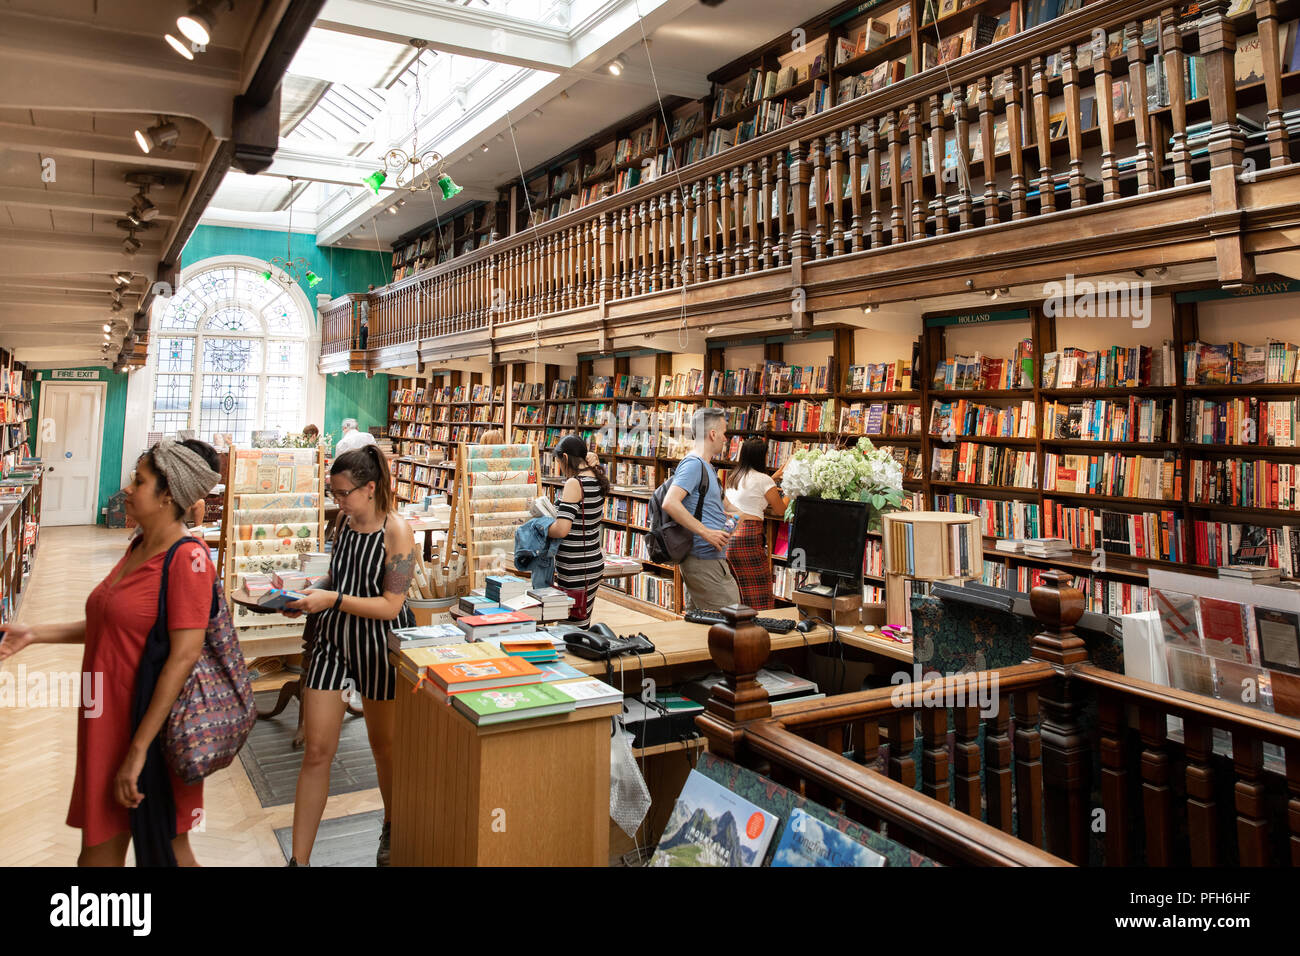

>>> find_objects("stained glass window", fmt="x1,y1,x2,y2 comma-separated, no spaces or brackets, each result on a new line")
148,261,310,441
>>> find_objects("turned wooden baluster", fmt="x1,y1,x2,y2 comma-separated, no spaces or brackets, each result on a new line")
704,176,719,280
790,140,812,271
523,242,534,317
1062,46,1087,208
953,705,981,819
1139,706,1174,865
630,202,643,295
670,191,683,287
978,77,999,225
566,227,577,310
1093,40,1121,202
1258,0,1291,166
886,711,917,789
1288,745,1300,865
848,126,864,252
1125,21,1156,194
745,162,760,271
775,156,790,266
1031,56,1056,214
907,104,925,239
683,184,696,286
985,691,1014,832
648,197,661,293
1162,10,1193,187
1232,729,1270,865
1013,689,1043,847
759,158,774,267
829,136,845,256
887,112,905,242
865,117,884,247
599,212,614,303
731,167,746,276
930,94,949,236
718,171,733,278
808,139,824,259
853,716,880,767
920,706,950,806
641,200,653,293
1005,70,1029,219
952,90,973,230
1183,718,1218,866
660,193,672,290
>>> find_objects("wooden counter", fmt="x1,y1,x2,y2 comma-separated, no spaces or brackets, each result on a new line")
390,659,619,866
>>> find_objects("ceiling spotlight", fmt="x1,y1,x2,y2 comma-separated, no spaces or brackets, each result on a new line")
164,34,194,60
102,323,112,332
111,300,124,312
607,55,627,76
177,2,217,45
134,121,179,154
863,303,875,314
114,272,132,287
131,192,159,222
533,109,543,119
481,143,489,153
387,205,399,215
123,234,142,255
560,89,570,100
1153,265,1168,276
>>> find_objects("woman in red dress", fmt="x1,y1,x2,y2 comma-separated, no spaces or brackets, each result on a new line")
0,439,221,866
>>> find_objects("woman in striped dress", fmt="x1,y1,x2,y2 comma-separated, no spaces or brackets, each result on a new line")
283,444,415,867
548,435,607,629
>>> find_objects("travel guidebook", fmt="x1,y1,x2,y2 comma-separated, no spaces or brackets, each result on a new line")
770,808,886,867
649,770,778,867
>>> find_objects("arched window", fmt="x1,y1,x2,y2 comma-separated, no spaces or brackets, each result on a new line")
151,261,311,444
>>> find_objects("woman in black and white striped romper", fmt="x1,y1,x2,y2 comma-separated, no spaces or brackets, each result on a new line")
282,444,416,868
549,435,608,630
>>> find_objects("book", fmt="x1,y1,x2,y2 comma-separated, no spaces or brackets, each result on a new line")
649,770,779,867
1255,606,1300,674
1154,589,1202,650
425,655,543,693
770,808,886,867
451,682,576,725
1195,596,1255,664
403,642,506,672
388,623,470,651
552,677,623,707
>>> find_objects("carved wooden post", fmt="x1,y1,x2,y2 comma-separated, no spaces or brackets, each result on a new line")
865,117,884,247
907,104,925,238
1124,21,1155,195
1027,569,1091,865
1198,0,1255,285
1163,9,1193,187
1257,0,1291,166
745,162,759,272
952,88,973,230
695,604,772,762
848,125,864,252
930,94,949,236
598,212,613,304
828,136,845,256
1006,71,1029,220
760,158,774,267
775,155,790,266
978,77,999,225
1031,56,1056,214
1061,45,1087,208
810,138,826,259
790,140,812,279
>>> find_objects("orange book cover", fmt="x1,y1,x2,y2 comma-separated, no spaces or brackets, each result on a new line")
428,655,542,693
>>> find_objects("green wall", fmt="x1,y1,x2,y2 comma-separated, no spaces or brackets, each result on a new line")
180,225,393,448
32,367,128,523
180,224,391,311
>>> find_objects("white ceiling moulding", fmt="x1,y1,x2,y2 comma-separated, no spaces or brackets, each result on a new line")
0,186,180,222
316,0,574,71
0,122,202,173
0,229,163,278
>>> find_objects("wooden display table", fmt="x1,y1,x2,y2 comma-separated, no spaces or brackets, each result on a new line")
390,661,620,866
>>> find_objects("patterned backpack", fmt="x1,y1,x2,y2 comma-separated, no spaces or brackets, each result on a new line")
154,538,257,784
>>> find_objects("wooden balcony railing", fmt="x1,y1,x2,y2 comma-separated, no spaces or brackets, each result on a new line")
697,570,1300,866
321,0,1292,360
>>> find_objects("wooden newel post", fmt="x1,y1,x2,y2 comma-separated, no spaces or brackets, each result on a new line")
695,604,772,761
1027,569,1091,864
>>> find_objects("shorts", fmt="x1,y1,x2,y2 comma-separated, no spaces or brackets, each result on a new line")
680,555,742,612
305,625,396,701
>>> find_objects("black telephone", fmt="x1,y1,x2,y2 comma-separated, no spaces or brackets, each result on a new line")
562,622,656,660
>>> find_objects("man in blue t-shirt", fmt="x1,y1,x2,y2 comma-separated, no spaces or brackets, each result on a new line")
662,407,741,611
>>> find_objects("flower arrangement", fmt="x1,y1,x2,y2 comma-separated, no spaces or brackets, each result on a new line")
779,437,905,528
254,433,333,452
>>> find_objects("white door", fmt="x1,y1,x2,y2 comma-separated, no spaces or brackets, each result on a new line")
37,383,104,526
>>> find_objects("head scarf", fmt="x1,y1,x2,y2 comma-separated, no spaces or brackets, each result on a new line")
150,439,221,510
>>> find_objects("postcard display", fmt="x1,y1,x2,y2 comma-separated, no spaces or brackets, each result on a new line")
446,442,541,592
218,444,328,638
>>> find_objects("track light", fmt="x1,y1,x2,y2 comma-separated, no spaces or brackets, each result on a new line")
607,55,627,76
111,300,124,312
134,121,179,154
177,2,216,45
103,323,112,332
114,272,132,287
131,192,159,222
863,303,875,314
165,34,194,60
481,143,489,153
387,205,399,215
123,234,142,255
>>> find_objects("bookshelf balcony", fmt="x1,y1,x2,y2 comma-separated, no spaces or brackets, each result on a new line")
320,0,1300,373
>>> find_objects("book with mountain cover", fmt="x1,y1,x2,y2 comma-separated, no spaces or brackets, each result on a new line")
771,808,886,867
650,770,779,867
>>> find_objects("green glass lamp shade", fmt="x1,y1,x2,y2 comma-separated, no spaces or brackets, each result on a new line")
260,269,273,282
305,270,322,287
363,169,387,194
438,173,463,200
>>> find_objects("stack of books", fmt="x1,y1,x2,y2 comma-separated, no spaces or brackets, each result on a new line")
485,574,530,604
271,569,312,591
496,635,563,664
387,623,468,652
299,552,329,578
456,611,537,642
459,593,508,615
1022,537,1073,558
526,587,576,620
1217,564,1283,584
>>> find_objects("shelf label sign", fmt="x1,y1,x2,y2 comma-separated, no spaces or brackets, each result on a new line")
925,309,1030,327
1174,280,1299,302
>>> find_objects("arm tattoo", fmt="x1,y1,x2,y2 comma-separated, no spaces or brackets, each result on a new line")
383,548,416,596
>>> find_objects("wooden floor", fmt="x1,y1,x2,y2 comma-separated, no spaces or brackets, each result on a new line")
0,525,658,866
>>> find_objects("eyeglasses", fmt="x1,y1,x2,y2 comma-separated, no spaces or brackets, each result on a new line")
331,484,365,501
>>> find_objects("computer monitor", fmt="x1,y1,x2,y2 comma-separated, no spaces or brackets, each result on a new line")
787,497,870,595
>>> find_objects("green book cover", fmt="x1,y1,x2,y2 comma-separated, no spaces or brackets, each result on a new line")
453,682,576,724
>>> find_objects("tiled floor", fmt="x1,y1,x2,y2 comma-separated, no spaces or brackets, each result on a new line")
0,525,658,865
